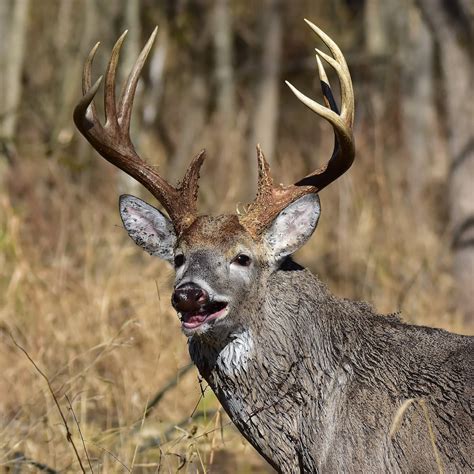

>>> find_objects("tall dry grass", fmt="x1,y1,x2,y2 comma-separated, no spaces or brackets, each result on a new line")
1,150,276,472
0,88,469,473
1,0,471,470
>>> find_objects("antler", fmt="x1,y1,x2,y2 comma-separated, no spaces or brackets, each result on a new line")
73,28,205,235
239,19,355,237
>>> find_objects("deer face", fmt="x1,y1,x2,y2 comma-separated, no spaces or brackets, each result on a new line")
120,194,321,341
75,22,354,341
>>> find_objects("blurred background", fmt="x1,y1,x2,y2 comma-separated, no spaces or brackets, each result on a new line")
0,0,472,472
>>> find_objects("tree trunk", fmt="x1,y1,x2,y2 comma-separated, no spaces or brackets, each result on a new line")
364,0,391,56
0,0,10,173
142,25,169,128
170,73,207,183
213,0,236,133
248,0,283,188
400,1,436,207
53,0,98,150
0,0,9,117
118,0,142,195
0,0,30,143
212,0,240,203
169,13,211,189
142,24,172,158
417,0,474,328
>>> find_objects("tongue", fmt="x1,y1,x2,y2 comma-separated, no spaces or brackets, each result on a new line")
183,313,209,328
187,313,207,324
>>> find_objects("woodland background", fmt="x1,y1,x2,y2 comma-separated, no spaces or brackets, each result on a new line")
0,0,472,472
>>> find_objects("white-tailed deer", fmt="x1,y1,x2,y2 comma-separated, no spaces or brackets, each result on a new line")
74,20,473,473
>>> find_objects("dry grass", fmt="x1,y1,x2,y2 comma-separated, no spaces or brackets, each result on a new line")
1,1,470,471
1,156,274,472
0,125,469,472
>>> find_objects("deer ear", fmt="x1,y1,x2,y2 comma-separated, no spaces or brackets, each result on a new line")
119,195,176,262
263,194,321,260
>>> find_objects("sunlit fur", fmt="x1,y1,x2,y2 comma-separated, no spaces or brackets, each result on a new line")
120,197,473,473
175,215,267,342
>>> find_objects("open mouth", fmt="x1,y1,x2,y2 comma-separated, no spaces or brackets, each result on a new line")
180,301,228,330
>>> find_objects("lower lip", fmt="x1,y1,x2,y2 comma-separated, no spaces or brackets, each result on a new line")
182,306,229,330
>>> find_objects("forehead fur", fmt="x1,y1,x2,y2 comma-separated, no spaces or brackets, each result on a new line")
180,215,253,247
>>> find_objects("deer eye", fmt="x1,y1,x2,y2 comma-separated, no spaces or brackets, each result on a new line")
174,254,185,268
233,254,251,267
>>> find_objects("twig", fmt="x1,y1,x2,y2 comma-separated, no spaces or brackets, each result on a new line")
168,452,187,471
130,463,160,468
130,399,148,471
65,394,94,473
208,409,221,466
108,365,196,456
9,452,59,474
139,409,223,453
10,333,87,473
396,261,427,311
419,399,444,474
193,416,233,441
388,397,444,474
194,445,207,474
390,398,415,438
89,443,131,472
190,376,209,418
144,364,195,419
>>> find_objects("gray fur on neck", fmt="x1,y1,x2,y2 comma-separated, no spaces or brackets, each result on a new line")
189,264,473,473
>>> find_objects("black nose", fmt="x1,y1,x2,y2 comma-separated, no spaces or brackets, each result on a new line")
172,283,209,313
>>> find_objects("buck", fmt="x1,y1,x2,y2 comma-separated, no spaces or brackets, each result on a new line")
74,20,473,473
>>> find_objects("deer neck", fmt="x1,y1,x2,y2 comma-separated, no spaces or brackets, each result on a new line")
188,262,356,383
188,263,364,470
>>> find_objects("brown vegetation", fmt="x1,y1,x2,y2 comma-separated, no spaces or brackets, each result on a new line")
0,0,471,471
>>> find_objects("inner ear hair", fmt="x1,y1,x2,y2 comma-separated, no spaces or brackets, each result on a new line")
264,194,321,260
119,195,176,262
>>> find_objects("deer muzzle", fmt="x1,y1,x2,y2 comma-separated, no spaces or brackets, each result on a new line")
172,283,209,313
172,283,228,330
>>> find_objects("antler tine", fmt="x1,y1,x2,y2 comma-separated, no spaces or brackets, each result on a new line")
118,26,158,133
74,28,205,234
75,42,102,127
179,149,207,216
81,41,100,94
286,21,355,189
316,55,338,113
104,30,128,127
283,20,356,186
304,19,354,125
239,21,355,237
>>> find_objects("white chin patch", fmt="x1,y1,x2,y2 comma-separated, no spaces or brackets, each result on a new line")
217,329,254,375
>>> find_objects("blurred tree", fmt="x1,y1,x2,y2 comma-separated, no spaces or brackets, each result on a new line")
400,1,436,207
142,24,170,153
213,0,236,134
212,0,239,196
119,0,143,194
248,0,283,187
53,0,98,154
169,8,210,183
362,0,398,182
417,0,474,327
364,0,395,56
0,0,30,163
2,0,471,331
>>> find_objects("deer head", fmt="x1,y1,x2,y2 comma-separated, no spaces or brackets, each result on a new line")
74,20,355,343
